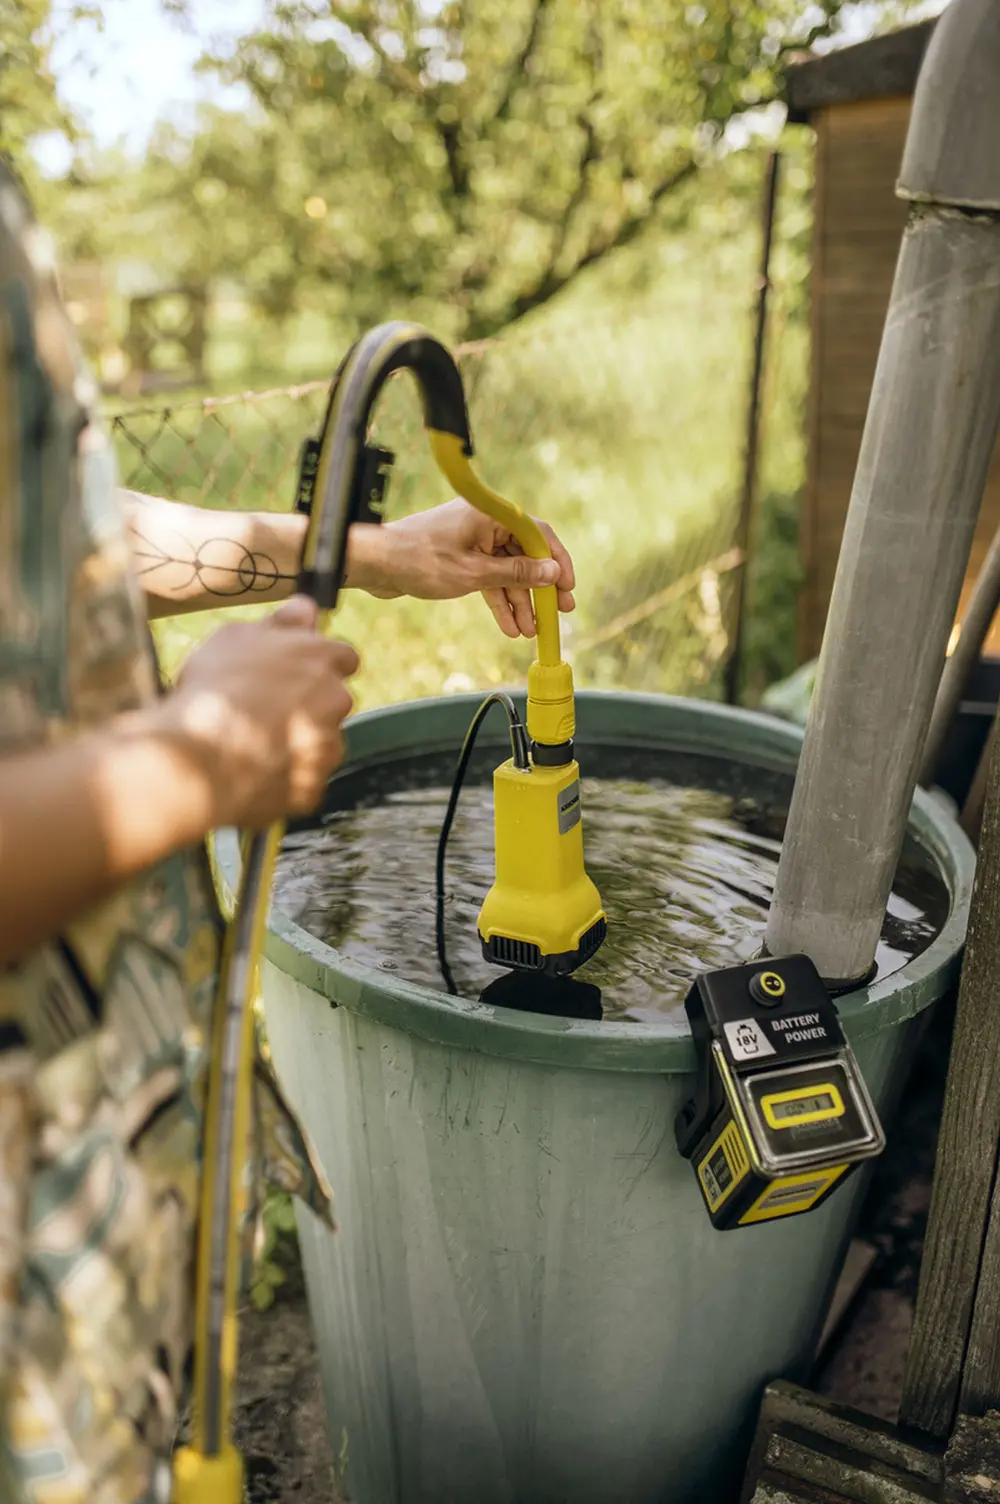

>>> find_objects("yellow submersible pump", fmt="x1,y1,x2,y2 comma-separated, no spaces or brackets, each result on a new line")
428,422,606,986
173,322,605,1503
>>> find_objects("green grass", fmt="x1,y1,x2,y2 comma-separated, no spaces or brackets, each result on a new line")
111,208,807,710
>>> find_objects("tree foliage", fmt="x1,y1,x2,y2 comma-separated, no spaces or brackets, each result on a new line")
145,0,863,339
0,0,76,179
35,0,931,342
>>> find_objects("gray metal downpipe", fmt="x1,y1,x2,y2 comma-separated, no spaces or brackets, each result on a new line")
765,0,1000,985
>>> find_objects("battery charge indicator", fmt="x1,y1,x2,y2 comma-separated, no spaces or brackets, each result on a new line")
761,1085,845,1130
773,1092,834,1120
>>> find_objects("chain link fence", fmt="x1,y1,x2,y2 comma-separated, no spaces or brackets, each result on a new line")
109,281,800,710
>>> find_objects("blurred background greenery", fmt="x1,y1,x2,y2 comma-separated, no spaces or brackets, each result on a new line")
3,0,936,711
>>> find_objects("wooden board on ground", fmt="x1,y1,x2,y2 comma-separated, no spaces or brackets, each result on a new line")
741,1380,941,1503
744,1385,1000,1503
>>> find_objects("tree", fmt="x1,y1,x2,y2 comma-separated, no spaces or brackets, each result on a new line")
0,0,67,174
156,0,868,339
0,0,96,188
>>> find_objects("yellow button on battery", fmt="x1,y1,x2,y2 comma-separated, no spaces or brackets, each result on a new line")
750,970,786,1005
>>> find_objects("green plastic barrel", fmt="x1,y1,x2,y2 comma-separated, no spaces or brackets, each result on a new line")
217,693,974,1504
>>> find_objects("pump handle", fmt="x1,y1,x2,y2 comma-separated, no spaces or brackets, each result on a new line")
298,321,562,668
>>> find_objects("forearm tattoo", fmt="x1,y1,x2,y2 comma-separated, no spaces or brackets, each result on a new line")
122,490,298,601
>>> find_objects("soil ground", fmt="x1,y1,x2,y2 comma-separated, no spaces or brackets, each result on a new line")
811,997,952,1422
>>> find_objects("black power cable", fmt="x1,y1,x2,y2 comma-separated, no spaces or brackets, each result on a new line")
435,693,530,995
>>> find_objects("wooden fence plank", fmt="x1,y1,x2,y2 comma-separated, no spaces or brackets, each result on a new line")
901,730,1000,1437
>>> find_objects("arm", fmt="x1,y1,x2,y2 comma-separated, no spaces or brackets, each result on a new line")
0,600,357,966
124,492,576,637
0,704,220,963
124,490,389,620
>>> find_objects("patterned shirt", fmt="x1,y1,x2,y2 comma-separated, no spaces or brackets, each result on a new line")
0,164,332,1503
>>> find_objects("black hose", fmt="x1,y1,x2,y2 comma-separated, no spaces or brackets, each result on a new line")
435,693,529,995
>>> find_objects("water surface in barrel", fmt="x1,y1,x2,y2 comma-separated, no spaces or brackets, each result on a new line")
273,745,948,1025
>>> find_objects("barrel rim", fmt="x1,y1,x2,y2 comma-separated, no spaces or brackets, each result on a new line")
214,691,974,1075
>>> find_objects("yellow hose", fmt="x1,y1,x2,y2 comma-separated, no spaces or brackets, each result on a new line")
172,828,281,1504
174,323,573,1503
429,430,562,669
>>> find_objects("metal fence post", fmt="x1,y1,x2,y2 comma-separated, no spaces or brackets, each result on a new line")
725,150,782,707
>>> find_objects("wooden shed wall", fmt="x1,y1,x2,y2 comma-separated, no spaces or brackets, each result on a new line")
799,96,1000,661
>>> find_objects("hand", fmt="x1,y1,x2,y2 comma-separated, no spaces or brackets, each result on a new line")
356,498,576,639
162,597,359,829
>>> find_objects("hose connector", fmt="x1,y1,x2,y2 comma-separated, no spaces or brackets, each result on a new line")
527,661,575,748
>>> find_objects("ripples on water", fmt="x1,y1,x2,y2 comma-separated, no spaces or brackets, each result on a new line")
273,747,948,1025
